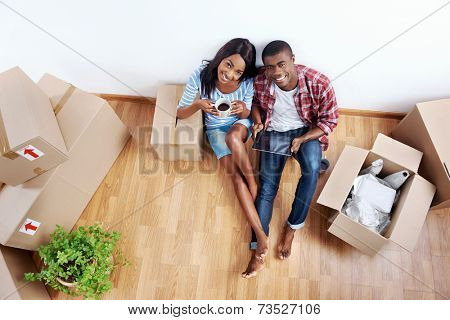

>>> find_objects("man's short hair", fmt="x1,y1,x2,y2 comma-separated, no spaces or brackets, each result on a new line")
262,40,293,62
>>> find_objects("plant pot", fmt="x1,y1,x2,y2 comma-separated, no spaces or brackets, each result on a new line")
56,277,76,288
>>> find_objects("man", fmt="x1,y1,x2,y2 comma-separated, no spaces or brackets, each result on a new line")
242,40,338,278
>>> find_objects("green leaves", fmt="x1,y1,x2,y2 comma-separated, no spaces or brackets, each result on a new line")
24,224,127,300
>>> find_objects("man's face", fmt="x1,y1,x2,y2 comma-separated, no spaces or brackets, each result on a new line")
263,50,297,91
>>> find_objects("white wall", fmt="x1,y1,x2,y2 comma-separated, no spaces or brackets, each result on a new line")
1,0,449,112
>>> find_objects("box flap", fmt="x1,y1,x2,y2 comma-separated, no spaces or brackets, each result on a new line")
417,99,450,195
55,105,130,195
150,85,181,146
0,67,39,148
38,74,106,151
431,199,450,210
0,108,9,155
0,68,68,155
328,212,387,256
317,146,369,211
385,175,436,251
391,103,450,208
371,133,422,172
37,73,73,111
0,246,50,299
155,85,180,124
416,99,450,165
174,85,203,145
0,249,20,299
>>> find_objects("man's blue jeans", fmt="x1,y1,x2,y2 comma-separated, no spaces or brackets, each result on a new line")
250,127,322,250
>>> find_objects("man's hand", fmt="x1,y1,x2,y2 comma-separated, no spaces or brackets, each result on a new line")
252,122,264,139
194,98,218,116
291,136,305,153
230,100,246,115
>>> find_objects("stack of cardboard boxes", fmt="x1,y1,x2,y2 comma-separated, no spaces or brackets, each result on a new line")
0,67,130,299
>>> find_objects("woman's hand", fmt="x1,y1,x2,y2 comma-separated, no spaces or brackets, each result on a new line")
252,122,264,139
194,98,218,116
230,100,247,115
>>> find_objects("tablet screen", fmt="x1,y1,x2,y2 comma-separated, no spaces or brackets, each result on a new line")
252,130,293,156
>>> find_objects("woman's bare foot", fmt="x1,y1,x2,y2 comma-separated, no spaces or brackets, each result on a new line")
277,224,296,260
241,251,265,279
256,234,268,259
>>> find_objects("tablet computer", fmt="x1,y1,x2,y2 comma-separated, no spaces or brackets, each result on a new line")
252,130,293,156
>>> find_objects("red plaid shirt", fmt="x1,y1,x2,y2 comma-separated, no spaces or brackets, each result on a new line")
252,65,338,150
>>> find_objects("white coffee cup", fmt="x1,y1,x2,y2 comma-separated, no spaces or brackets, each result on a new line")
214,98,232,117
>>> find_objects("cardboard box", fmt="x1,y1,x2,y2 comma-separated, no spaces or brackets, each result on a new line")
150,85,204,161
317,134,436,256
391,99,450,210
0,74,130,250
0,67,68,186
0,245,50,299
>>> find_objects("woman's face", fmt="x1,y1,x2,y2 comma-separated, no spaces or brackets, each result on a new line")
217,54,246,85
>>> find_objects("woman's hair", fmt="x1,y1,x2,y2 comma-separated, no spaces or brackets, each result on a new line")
200,38,257,99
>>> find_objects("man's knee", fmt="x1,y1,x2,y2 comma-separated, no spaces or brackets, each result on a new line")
304,157,320,175
258,178,278,201
299,141,321,175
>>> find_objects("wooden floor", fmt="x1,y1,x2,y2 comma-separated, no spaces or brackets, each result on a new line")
52,98,449,300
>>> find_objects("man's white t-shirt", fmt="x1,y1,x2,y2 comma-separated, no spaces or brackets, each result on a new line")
267,84,305,132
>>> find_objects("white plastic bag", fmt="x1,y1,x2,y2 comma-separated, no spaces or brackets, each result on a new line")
359,159,383,176
353,174,396,213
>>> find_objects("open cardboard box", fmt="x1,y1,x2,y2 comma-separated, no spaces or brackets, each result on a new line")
0,245,50,299
392,98,450,210
150,85,204,161
317,134,436,256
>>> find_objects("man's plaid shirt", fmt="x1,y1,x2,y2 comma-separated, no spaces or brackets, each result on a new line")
252,65,338,150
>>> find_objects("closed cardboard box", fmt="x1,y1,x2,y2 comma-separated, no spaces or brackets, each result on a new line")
0,74,130,250
0,67,68,186
391,99,450,210
150,85,204,161
317,134,436,256
0,245,50,300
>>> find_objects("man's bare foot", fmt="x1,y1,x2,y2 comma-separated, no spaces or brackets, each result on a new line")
256,235,268,259
277,224,296,260
241,251,264,279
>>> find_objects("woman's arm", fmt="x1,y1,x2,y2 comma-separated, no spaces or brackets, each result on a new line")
176,101,200,119
251,103,262,124
250,104,264,139
177,67,219,119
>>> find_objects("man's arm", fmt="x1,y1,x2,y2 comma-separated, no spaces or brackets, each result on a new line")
315,82,338,137
291,81,338,153
290,127,324,153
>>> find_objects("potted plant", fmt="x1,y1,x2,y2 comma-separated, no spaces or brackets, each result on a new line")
25,224,127,299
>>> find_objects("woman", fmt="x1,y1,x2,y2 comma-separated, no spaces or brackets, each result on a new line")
177,38,268,262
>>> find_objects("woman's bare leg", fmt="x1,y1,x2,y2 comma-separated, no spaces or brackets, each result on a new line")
225,124,258,201
219,155,268,258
